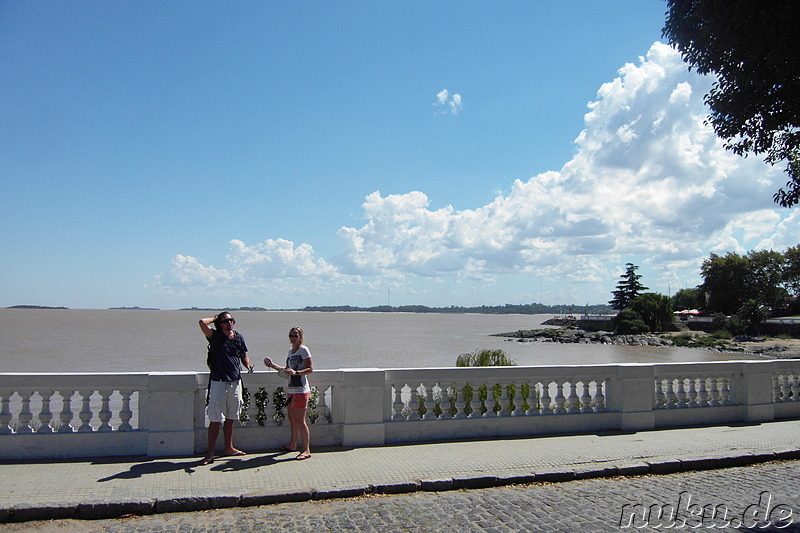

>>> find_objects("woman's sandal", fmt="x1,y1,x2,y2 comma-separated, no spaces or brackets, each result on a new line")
295,452,311,460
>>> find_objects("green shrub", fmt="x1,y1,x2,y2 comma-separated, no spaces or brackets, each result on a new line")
455,348,516,367
614,309,649,334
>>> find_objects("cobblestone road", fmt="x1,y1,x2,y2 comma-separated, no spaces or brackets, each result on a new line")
3,460,799,532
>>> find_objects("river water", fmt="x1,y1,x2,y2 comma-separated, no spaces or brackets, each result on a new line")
0,309,761,373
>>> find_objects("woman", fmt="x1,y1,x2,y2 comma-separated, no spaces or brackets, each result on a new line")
263,326,313,460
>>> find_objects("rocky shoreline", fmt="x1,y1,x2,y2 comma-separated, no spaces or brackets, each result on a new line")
492,325,800,359
492,328,675,347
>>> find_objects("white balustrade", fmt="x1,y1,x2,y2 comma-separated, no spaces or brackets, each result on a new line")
0,361,798,460
655,373,737,410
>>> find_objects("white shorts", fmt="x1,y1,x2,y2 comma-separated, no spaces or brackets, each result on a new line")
206,380,242,423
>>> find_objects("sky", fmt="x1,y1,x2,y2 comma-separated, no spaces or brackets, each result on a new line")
1,2,797,310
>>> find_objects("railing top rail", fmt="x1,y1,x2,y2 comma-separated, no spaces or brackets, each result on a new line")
384,366,619,381
0,373,152,389
1,360,794,391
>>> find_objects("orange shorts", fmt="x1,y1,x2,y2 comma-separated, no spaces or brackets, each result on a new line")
287,392,310,409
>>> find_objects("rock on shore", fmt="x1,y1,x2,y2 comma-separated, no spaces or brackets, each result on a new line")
492,328,674,347
492,328,800,358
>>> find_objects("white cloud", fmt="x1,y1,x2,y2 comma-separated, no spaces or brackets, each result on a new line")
152,255,231,293
434,89,462,115
155,42,796,305
331,42,793,291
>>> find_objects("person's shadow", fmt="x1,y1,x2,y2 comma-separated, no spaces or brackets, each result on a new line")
95,451,301,481
209,452,291,472
97,460,198,481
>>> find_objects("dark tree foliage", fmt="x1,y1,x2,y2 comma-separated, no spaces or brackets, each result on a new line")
663,0,800,207
747,249,786,313
671,287,704,311
700,252,753,315
631,293,674,332
784,245,800,298
614,309,650,335
700,248,794,315
737,298,771,335
609,263,648,311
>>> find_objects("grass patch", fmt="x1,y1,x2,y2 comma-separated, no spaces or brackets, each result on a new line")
664,332,732,349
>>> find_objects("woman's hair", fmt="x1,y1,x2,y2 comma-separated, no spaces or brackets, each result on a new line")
289,326,304,342
213,311,233,329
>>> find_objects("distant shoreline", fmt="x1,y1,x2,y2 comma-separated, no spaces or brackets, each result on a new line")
6,305,68,310
5,304,614,315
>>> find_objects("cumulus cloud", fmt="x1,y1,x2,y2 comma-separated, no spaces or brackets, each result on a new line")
332,42,792,289
434,89,462,115
152,239,350,300
155,42,796,303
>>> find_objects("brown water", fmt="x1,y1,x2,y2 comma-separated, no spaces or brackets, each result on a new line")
0,308,760,373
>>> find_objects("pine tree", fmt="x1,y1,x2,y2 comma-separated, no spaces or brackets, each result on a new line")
609,263,648,311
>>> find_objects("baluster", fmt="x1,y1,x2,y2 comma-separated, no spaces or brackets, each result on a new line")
773,375,782,402
577,381,589,413
453,382,468,419
440,384,455,420
422,383,436,420
0,393,13,434
708,377,720,407
407,385,421,421
56,390,75,433
78,389,94,432
553,382,566,414
525,382,539,416
566,382,579,414
392,383,405,420
654,379,665,409
593,380,606,412
696,378,709,407
780,375,791,403
675,378,687,408
118,389,134,431
719,376,731,406
791,375,800,402
497,383,511,417
17,390,34,433
97,389,113,431
317,385,330,423
664,378,676,409
686,377,698,407
540,382,553,415
512,382,525,416
467,382,481,418
37,390,55,433
483,383,497,417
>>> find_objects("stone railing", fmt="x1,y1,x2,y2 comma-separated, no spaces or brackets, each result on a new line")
1,361,798,460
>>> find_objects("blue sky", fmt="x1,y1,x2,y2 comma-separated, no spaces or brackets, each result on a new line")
1,2,797,310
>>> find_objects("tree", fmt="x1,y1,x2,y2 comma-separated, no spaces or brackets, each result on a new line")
609,263,648,311
663,0,800,207
737,299,770,335
700,252,750,315
455,349,516,367
671,287,704,311
747,249,787,313
784,245,800,297
614,309,649,335
631,293,675,332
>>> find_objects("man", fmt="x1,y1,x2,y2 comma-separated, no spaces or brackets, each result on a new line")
199,311,253,465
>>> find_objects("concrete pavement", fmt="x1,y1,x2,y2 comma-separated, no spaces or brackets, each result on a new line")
1,419,800,524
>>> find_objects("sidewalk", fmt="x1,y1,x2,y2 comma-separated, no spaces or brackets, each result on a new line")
2,420,799,523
